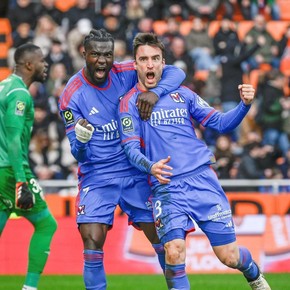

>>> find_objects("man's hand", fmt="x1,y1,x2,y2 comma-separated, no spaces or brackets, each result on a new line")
137,92,159,121
151,156,173,184
15,182,35,210
75,119,94,143
238,84,255,105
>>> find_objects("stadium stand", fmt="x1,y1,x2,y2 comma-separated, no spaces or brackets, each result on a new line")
0,18,12,81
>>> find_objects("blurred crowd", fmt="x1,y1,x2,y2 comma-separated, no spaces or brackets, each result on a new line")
1,0,289,192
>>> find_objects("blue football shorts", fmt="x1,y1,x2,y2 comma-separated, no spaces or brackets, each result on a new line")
76,173,154,229
151,165,236,246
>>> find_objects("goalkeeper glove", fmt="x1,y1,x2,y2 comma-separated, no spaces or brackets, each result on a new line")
15,182,35,210
75,120,94,143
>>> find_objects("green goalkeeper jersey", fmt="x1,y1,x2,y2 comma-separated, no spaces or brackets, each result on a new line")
0,74,34,182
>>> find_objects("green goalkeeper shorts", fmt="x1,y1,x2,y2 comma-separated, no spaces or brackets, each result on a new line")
0,166,48,216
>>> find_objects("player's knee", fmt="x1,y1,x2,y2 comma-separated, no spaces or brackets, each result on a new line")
164,239,186,264
218,248,239,268
35,214,58,236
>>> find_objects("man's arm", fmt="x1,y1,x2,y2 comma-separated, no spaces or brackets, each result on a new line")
196,84,255,133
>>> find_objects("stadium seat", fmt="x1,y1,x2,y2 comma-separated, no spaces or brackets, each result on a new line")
0,18,12,47
266,21,289,41
277,0,290,20
179,20,192,36
152,20,168,36
55,0,76,12
280,57,290,76
237,21,254,41
207,20,221,38
0,67,11,81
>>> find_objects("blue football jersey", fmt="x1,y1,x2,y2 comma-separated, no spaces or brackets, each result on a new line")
118,85,251,185
59,62,186,180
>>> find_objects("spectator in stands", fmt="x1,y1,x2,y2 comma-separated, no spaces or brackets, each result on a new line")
159,16,183,50
213,135,238,179
186,17,218,71
185,0,221,21
67,18,92,72
127,16,154,53
213,17,239,57
250,0,280,20
64,0,97,31
255,69,290,157
45,38,74,76
45,62,68,98
219,38,264,131
36,0,64,26
242,14,280,72
11,22,34,48
7,0,38,30
29,128,65,182
103,15,127,41
125,0,146,26
114,39,131,62
148,0,189,20
239,102,263,146
166,36,195,79
33,14,66,57
237,141,272,181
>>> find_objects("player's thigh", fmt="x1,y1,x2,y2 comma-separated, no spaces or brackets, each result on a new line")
119,175,154,226
76,177,120,225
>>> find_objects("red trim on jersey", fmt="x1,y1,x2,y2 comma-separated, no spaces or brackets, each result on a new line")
112,61,135,73
120,87,138,113
60,77,83,110
201,109,216,126
81,68,112,90
121,136,140,144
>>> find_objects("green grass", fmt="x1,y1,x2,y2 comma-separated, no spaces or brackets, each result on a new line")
0,273,289,290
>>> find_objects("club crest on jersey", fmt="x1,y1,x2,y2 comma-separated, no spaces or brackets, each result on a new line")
63,109,74,126
170,92,184,103
197,96,210,108
15,100,25,115
121,116,133,133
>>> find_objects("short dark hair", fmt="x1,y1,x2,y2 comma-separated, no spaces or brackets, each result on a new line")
83,28,114,50
133,33,165,59
14,43,41,64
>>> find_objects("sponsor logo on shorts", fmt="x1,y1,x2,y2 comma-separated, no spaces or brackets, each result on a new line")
15,101,25,115
77,205,85,215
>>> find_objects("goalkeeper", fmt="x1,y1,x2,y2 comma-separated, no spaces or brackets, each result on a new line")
0,43,57,290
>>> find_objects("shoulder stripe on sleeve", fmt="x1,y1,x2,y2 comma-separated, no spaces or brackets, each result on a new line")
112,61,135,73
201,109,216,125
120,87,138,113
59,77,83,110
6,88,29,97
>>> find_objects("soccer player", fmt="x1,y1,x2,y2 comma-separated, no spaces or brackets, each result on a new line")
118,32,271,290
58,28,185,290
0,43,57,290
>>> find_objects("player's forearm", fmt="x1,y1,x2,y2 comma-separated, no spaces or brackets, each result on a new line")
150,65,185,98
123,142,154,174
6,127,26,182
209,101,251,133
68,132,90,162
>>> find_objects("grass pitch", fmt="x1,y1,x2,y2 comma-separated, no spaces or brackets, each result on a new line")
0,273,289,290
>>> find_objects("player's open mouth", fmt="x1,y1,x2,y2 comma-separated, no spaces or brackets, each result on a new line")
95,68,106,78
146,72,155,80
